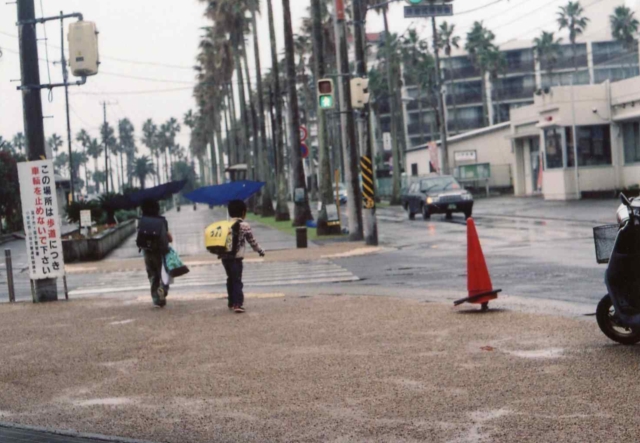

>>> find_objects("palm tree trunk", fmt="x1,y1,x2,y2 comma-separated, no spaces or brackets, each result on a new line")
302,70,318,202
447,56,458,134
481,70,489,126
241,39,259,212
234,46,251,165
268,0,290,221
252,7,275,217
119,152,125,190
223,104,233,168
418,83,424,143
215,110,226,185
382,10,402,205
164,151,169,184
227,83,240,165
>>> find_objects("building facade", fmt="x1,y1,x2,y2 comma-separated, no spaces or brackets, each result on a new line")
380,0,640,150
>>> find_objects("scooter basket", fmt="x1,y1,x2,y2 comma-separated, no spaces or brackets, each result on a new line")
593,224,619,264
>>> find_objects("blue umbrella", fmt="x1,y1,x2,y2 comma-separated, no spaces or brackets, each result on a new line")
184,181,265,206
107,180,188,210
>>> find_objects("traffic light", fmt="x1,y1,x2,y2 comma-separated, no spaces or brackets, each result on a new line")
317,79,335,109
350,78,370,109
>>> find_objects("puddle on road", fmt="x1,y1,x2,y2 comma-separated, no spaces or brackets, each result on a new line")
72,397,134,407
507,348,564,359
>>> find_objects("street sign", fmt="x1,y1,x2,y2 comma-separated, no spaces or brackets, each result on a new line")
404,4,453,18
454,150,477,163
383,132,392,151
301,143,310,159
80,210,92,228
360,156,376,210
18,160,66,280
300,126,308,143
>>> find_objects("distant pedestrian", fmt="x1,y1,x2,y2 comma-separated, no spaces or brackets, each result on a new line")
219,200,265,313
137,199,173,308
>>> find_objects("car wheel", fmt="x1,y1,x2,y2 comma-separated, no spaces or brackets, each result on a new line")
464,210,472,220
422,205,431,220
445,211,453,220
407,205,415,220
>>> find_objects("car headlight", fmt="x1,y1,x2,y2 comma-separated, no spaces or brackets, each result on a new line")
462,193,473,201
426,197,433,204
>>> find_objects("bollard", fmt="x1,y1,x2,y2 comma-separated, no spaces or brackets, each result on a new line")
5,249,15,303
296,227,308,249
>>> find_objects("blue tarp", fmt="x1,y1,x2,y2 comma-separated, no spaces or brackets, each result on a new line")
184,181,265,206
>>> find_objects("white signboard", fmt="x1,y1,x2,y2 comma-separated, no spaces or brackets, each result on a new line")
326,204,339,222
383,132,392,151
18,160,66,280
80,210,92,228
454,150,477,163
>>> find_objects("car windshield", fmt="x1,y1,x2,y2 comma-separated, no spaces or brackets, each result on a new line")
420,177,461,193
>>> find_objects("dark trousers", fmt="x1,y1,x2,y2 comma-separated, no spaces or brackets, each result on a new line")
144,252,169,304
222,258,244,307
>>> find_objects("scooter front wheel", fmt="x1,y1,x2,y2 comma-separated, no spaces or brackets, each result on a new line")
596,295,640,345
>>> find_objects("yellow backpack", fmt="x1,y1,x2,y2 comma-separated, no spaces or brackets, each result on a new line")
205,219,241,255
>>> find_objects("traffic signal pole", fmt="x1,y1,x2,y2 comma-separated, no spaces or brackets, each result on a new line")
16,0,58,302
353,0,379,246
334,0,364,241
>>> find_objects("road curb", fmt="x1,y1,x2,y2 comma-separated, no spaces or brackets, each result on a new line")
0,421,157,443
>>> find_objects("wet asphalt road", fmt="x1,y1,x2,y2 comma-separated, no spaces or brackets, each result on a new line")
335,197,619,306
0,196,621,307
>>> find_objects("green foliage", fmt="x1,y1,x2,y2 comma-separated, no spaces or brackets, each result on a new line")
610,6,639,52
0,151,23,233
171,161,198,195
115,209,138,223
66,200,104,224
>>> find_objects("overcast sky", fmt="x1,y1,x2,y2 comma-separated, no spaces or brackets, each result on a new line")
0,0,637,159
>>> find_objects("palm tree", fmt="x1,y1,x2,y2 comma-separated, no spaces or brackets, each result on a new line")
267,0,291,222
142,119,160,186
250,2,275,217
86,138,103,193
558,1,590,72
134,156,155,189
466,21,497,126
483,48,507,123
610,6,639,65
368,0,402,205
118,119,136,187
534,31,563,89
0,136,12,152
283,0,311,226
438,22,461,133
47,134,63,158
12,133,25,155
76,129,92,191
157,118,180,184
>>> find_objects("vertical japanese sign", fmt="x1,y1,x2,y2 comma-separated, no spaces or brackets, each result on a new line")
428,142,440,174
18,160,66,280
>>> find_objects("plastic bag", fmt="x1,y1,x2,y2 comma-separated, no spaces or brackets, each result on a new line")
164,247,190,278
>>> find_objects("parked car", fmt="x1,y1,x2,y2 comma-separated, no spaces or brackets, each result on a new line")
337,183,348,205
402,176,473,220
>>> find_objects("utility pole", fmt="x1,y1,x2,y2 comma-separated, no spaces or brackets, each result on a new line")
353,0,379,246
60,11,74,202
335,0,364,241
431,16,449,175
16,0,58,302
311,0,340,236
282,0,312,226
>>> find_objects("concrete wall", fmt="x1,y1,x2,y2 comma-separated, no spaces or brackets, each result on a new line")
405,149,431,178
63,220,136,263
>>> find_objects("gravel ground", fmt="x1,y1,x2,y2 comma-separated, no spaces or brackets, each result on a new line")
0,295,638,443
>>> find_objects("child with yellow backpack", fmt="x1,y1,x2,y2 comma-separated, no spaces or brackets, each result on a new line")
206,200,265,313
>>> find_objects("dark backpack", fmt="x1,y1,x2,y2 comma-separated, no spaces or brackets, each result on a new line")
136,216,169,254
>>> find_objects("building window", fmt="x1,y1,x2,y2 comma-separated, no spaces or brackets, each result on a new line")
544,128,563,169
565,125,612,167
623,121,640,164
411,163,419,176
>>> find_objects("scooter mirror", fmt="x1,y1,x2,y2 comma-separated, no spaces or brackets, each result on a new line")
621,193,632,207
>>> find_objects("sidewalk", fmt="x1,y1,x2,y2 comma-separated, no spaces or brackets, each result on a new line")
0,294,637,442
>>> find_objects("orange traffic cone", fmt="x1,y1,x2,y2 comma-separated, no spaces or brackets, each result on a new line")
454,218,501,312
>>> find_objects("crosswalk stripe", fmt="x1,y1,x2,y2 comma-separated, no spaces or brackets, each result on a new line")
67,260,360,297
